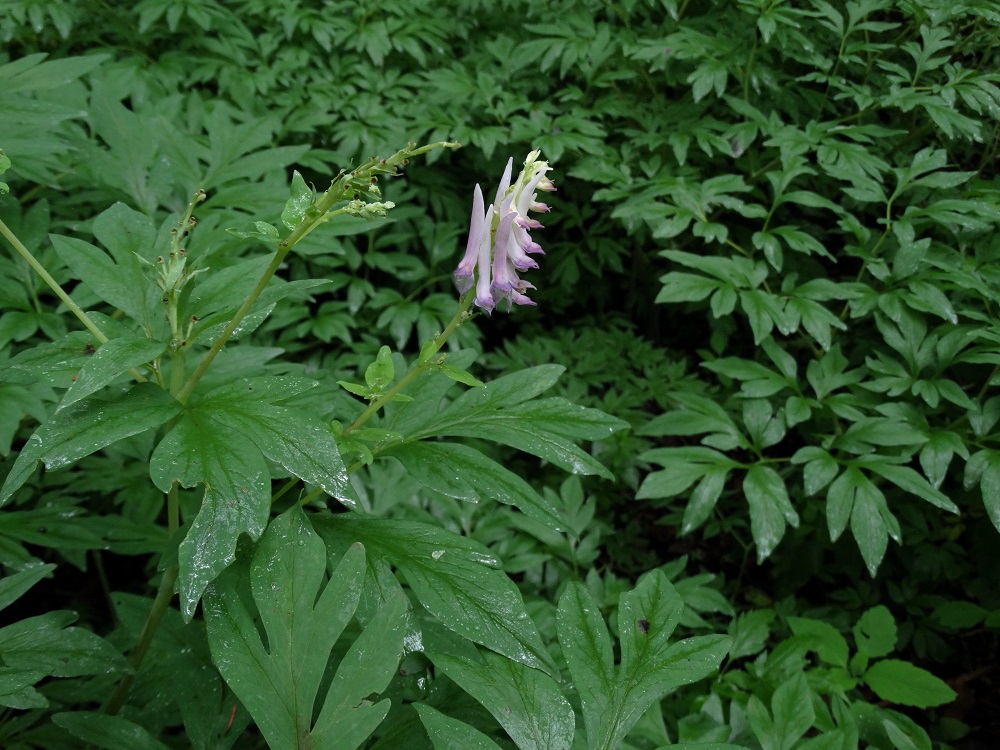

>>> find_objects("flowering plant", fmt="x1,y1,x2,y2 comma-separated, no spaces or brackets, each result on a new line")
454,150,556,312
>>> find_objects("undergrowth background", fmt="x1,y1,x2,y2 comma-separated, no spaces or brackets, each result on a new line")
1,0,999,748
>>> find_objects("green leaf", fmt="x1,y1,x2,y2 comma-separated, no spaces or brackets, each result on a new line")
854,606,896,659
411,374,626,479
49,203,161,331
556,582,615,746
226,220,281,243
0,563,55,611
850,475,890,576
788,618,849,667
746,673,815,750
743,465,799,562
58,336,165,411
436,362,485,388
385,441,565,529
205,509,403,750
194,380,352,506
864,462,958,513
430,649,574,750
414,704,505,750
559,571,729,750
728,609,775,660
366,345,395,392
281,170,315,230
1,382,182,506
0,610,127,677
149,411,271,619
863,660,956,708
52,712,171,750
315,516,557,675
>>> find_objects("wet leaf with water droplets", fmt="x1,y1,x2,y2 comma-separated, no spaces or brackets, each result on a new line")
315,515,557,676
558,571,730,749
429,648,574,750
0,383,181,506
204,508,406,750
149,412,270,620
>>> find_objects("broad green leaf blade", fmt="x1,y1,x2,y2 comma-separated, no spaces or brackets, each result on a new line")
604,571,730,750
428,394,629,480
203,396,352,507
864,462,959,513
787,618,849,668
0,382,182,506
315,516,557,675
52,712,171,750
311,593,407,750
0,668,48,709
556,582,615,747
743,465,797,562
385,441,565,529
50,203,161,330
0,563,55,611
770,673,815,750
853,606,897,659
58,336,165,411
204,509,366,749
850,477,889,576
0,611,127,677
863,660,956,708
149,413,271,619
414,703,505,750
403,366,625,480
430,649,574,750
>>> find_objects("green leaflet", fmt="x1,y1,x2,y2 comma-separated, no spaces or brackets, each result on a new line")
557,571,730,750
386,365,627,480
0,609,128,709
414,704,505,750
746,673,815,750
49,203,162,333
384,441,566,530
0,382,182,506
204,507,406,750
429,649,574,750
862,660,956,709
51,713,171,750
57,335,165,411
314,515,558,675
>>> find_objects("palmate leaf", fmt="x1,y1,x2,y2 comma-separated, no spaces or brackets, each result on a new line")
557,571,730,750
204,507,407,750
149,376,352,617
315,515,558,675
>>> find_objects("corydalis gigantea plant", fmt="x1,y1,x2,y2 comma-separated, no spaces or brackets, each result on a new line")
454,150,555,312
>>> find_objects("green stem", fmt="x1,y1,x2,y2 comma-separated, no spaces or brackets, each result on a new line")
175,243,291,403
102,563,179,716
293,293,476,508
346,292,474,434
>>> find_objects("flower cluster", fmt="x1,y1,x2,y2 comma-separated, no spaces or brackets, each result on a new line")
454,150,555,312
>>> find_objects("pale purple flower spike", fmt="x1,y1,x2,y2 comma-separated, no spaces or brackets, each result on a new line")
453,150,555,313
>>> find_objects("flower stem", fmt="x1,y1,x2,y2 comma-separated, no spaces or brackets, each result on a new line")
345,292,474,434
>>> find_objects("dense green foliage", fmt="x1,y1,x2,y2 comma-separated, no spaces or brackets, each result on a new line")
1,0,998,748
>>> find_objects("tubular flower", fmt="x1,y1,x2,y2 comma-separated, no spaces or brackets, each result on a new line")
453,150,555,312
